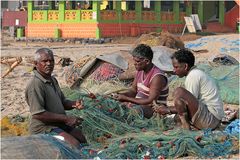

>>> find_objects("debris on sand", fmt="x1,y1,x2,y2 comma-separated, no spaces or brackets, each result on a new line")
134,31,185,50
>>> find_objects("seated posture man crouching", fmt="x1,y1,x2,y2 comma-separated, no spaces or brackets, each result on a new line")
154,49,224,130
114,44,169,118
25,48,87,148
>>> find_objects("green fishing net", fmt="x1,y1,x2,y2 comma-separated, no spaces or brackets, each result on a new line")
61,88,239,159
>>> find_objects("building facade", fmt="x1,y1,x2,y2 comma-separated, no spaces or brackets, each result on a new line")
3,1,239,38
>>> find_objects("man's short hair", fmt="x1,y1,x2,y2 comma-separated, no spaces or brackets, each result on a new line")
171,49,195,68
34,48,54,62
131,44,153,61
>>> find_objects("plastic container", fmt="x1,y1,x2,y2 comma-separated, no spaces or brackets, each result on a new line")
17,28,23,38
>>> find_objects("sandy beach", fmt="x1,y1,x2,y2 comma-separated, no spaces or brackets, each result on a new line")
1,33,239,118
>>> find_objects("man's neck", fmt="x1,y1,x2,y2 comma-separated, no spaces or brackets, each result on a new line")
187,65,196,75
143,63,154,74
36,70,52,80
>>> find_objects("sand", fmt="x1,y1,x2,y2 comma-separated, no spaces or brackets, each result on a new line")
1,33,239,118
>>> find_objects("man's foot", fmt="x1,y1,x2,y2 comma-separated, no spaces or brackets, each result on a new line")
179,112,190,130
153,104,171,115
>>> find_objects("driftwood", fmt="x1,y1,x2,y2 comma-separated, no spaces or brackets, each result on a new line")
1,57,22,78
1,57,21,64
1,55,73,78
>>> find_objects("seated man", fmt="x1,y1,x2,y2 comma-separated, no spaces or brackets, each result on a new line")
154,49,224,130
113,44,169,118
25,48,87,148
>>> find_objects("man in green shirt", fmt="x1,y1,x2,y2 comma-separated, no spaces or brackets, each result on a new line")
25,48,87,148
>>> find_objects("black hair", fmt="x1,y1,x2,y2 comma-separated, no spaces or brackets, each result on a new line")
131,44,153,61
171,49,195,68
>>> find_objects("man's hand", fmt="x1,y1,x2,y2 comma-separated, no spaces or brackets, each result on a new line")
73,100,84,110
111,93,128,102
153,104,171,115
65,116,83,127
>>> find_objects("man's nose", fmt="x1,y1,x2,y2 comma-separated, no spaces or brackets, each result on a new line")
46,60,52,65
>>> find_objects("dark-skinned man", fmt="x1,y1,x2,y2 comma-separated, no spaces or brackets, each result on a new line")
25,48,87,148
153,49,224,130
113,44,169,118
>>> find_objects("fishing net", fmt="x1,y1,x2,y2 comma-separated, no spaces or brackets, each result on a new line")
0,115,29,137
60,88,239,159
62,88,172,142
1,134,82,159
88,61,124,81
2,87,238,159
95,129,239,159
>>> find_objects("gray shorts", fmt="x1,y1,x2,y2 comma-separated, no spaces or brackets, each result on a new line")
191,102,220,129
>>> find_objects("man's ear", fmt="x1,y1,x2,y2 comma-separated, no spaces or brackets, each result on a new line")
145,59,150,64
184,63,189,70
34,61,38,67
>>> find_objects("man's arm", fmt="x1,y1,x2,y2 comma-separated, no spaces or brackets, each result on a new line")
118,76,137,97
62,99,82,110
116,75,167,105
60,90,84,110
153,104,178,114
33,111,82,127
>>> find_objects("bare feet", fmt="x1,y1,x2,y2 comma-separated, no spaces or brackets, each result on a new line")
153,104,171,115
179,112,190,130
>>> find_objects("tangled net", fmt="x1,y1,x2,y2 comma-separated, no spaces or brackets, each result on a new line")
61,88,239,159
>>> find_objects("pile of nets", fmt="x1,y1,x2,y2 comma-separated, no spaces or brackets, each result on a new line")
1,89,238,159
94,129,239,159
0,115,29,137
1,134,82,159
63,88,172,141
134,31,185,49
169,63,239,104
60,89,239,159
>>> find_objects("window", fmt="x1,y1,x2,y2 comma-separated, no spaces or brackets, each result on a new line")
106,0,113,10
179,1,186,12
65,1,92,10
161,1,173,12
126,1,135,10
34,1,49,10
142,0,154,11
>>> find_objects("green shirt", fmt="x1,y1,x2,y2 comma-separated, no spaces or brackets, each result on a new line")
25,70,68,134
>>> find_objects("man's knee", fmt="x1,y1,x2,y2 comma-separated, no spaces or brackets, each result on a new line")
174,98,186,108
70,128,87,143
173,87,186,98
174,98,188,116
59,131,80,147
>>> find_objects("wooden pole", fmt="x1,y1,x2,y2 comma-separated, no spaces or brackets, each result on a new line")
2,57,22,78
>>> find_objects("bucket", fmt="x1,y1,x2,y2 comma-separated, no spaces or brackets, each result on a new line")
237,21,240,33
54,28,61,38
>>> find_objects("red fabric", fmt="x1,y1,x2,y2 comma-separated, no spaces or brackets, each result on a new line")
90,62,124,81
